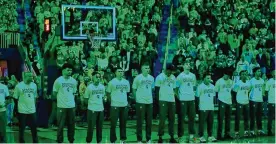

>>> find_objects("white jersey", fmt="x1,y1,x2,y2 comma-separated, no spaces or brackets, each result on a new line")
176,72,196,101
132,74,154,104
265,78,275,104
107,78,130,107
215,78,234,105
13,82,37,114
0,83,9,112
233,80,251,104
53,76,77,108
84,83,105,111
155,73,176,102
197,83,216,110
249,77,265,102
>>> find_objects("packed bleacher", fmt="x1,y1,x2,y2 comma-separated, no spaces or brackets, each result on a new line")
0,0,275,142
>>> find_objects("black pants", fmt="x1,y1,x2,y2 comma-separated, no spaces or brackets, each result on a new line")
0,111,6,143
48,101,57,126
86,110,104,143
235,103,249,132
110,106,128,143
217,101,232,137
195,97,199,114
178,100,195,137
136,103,153,141
249,101,263,131
158,101,175,138
18,113,38,143
267,103,275,133
198,110,214,137
56,108,75,143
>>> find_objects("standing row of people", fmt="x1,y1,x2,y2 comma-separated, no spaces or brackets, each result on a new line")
0,60,275,143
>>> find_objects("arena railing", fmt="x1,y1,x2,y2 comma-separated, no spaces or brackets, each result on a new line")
0,32,20,49
162,4,173,71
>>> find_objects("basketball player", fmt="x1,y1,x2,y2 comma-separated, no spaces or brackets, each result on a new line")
156,64,177,143
197,73,217,143
13,72,38,143
0,79,10,143
249,67,265,136
176,60,197,143
215,70,234,140
84,71,105,143
53,64,78,143
265,70,275,136
233,70,251,138
107,68,130,143
132,63,155,143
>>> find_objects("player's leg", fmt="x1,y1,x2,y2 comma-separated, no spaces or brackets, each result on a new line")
119,107,128,142
249,101,256,136
56,108,67,143
198,110,207,142
267,103,275,136
67,108,75,143
217,101,225,140
158,101,168,142
136,103,145,142
0,111,7,142
177,101,186,142
28,113,38,143
224,103,232,139
187,101,196,142
145,104,153,142
110,106,119,143
235,103,242,138
86,110,96,143
243,104,250,137
256,102,265,135
168,102,176,142
18,113,27,143
96,111,104,143
207,111,216,142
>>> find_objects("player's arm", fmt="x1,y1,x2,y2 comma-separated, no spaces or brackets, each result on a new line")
262,81,266,96
106,81,112,101
83,86,90,106
52,79,60,101
132,77,138,99
4,86,12,106
264,81,269,97
155,75,161,98
214,80,220,93
175,75,181,97
151,77,155,92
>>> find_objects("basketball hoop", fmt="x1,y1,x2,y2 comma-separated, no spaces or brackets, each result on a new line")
87,31,101,49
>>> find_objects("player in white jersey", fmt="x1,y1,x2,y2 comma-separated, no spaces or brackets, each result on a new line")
0,79,10,143
249,67,265,136
53,64,78,143
133,63,155,143
215,70,234,140
233,70,251,138
84,71,105,143
265,70,275,136
107,68,130,143
13,72,38,143
156,64,177,143
176,60,197,143
197,73,217,143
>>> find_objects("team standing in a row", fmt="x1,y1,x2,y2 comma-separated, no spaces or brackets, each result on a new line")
0,60,275,143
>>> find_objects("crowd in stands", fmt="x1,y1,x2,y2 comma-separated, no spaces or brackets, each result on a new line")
2,0,275,126
0,0,19,33
173,0,275,83
29,0,163,122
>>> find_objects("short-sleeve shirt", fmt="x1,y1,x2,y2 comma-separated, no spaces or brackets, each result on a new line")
13,82,37,114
